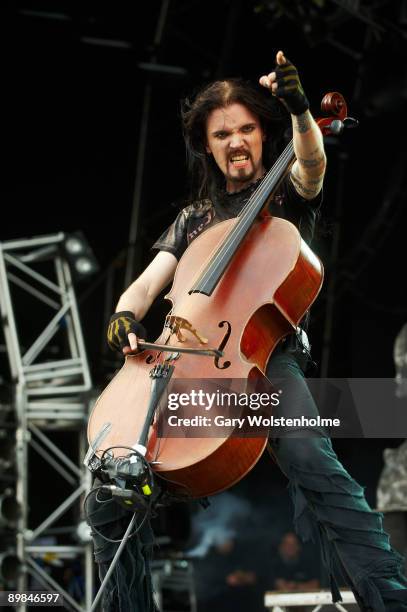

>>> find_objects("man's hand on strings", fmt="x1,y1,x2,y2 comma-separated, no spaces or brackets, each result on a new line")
107,311,147,356
259,50,309,116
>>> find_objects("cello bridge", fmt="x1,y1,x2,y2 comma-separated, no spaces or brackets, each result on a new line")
166,315,208,345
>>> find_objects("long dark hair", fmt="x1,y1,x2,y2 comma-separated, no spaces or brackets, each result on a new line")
181,78,287,200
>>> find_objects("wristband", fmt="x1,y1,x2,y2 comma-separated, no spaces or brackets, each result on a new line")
107,311,147,353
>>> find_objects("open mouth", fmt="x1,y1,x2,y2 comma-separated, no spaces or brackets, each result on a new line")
229,154,250,168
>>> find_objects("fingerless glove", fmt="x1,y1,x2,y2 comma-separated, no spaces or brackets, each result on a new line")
107,311,147,353
274,58,309,116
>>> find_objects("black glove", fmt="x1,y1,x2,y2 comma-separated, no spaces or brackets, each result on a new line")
274,58,309,116
107,311,147,354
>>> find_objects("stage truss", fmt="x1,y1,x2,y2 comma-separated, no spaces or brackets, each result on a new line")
0,233,94,611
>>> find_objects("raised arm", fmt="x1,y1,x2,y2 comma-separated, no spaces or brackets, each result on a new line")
259,50,326,200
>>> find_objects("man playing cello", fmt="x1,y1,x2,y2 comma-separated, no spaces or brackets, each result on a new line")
102,51,407,611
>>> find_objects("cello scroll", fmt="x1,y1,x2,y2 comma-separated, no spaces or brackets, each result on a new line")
317,91,358,136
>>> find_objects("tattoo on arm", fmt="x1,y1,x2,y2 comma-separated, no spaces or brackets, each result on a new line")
298,152,326,168
293,113,311,134
290,169,323,198
306,177,323,185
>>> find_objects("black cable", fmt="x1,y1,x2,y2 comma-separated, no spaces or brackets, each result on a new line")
100,445,147,461
94,444,191,506
85,446,156,544
84,486,152,544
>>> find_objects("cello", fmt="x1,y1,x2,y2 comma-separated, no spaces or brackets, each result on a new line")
87,92,353,499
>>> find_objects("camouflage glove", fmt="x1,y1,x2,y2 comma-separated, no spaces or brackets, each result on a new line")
107,311,147,353
274,58,309,116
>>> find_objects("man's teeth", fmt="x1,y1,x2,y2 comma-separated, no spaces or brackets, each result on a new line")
231,155,249,162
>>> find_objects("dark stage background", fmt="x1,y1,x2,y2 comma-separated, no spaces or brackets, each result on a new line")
1,0,407,608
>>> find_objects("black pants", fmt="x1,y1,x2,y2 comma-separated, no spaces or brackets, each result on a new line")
87,481,157,612
266,348,407,612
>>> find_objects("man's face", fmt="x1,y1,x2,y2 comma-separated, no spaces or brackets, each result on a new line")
205,103,265,193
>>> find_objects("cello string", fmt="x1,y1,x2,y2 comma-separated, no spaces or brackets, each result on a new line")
150,143,294,416
235,140,294,218
196,140,294,286
191,149,293,292
237,141,294,220
192,139,295,291
234,140,294,227
229,140,294,232
191,141,293,290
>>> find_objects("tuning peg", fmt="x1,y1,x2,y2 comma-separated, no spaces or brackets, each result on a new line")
329,119,344,135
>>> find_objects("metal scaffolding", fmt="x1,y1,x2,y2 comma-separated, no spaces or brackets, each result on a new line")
0,233,94,611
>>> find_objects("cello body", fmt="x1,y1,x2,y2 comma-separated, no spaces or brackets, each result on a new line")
87,214,323,498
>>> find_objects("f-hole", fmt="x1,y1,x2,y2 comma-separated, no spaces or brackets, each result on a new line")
215,321,231,369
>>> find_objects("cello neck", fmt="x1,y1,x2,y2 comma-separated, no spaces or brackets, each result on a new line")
189,139,295,296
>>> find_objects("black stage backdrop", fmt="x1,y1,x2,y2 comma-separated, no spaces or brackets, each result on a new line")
2,0,407,605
